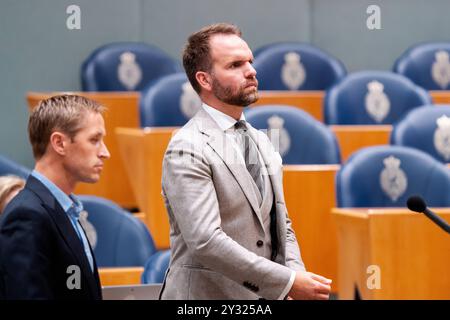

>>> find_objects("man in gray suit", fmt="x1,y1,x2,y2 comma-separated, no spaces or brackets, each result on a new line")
160,23,332,300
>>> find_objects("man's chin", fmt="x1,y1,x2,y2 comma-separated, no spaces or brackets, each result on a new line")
243,92,259,106
220,92,259,107
81,175,100,184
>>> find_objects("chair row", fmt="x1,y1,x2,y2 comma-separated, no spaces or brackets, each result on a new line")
332,145,450,299
245,104,450,165
25,88,449,208
83,41,448,126
3,145,446,292
101,143,450,293
82,41,450,93
138,70,436,127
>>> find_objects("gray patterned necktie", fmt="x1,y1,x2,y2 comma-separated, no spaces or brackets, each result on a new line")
234,120,264,197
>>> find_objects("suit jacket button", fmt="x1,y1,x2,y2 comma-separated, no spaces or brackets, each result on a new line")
256,240,263,247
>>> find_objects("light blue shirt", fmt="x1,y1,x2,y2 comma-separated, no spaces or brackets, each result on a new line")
31,170,94,272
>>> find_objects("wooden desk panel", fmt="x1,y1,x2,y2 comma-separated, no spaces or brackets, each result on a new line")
99,267,144,286
283,165,340,293
115,127,176,249
249,90,450,123
333,208,450,299
430,91,450,104
26,92,140,208
133,212,146,226
330,125,392,162
252,91,324,122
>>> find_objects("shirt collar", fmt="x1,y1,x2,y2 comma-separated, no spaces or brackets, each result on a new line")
202,103,246,132
31,170,83,218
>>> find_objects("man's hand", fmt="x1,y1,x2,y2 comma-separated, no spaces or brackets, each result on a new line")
288,271,332,300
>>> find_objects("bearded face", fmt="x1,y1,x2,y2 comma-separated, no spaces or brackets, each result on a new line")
210,72,259,107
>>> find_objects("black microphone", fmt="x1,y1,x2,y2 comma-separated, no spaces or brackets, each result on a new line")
406,196,450,234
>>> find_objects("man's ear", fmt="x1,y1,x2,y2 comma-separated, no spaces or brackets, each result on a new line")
195,71,212,92
49,131,69,156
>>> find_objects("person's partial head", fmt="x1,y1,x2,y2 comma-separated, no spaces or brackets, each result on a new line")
0,175,25,213
183,23,258,107
28,95,110,184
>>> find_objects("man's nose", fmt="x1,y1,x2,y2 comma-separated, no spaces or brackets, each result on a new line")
100,141,111,159
245,62,257,78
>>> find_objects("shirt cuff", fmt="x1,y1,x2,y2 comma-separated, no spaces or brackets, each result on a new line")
277,270,296,300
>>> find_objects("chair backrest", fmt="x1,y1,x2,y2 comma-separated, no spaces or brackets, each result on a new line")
141,250,171,284
140,73,202,127
244,105,341,164
324,71,432,125
391,105,450,163
336,145,450,207
252,42,346,90
0,155,30,179
81,42,180,91
393,42,450,90
78,195,156,267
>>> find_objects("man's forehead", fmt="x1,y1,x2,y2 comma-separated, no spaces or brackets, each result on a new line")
79,112,106,134
209,34,252,60
78,126,106,138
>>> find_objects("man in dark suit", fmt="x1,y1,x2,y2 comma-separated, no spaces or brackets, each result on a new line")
0,95,110,299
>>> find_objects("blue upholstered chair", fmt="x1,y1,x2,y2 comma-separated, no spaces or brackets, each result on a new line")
324,71,432,125
140,73,202,127
244,105,340,164
0,155,30,179
78,195,156,267
141,250,171,284
393,42,450,90
252,42,346,90
336,146,450,208
391,105,450,163
82,42,180,91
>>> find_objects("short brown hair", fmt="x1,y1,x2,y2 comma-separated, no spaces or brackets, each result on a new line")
183,23,242,93
28,95,105,159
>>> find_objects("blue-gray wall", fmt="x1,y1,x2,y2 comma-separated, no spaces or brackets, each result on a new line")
1,0,449,167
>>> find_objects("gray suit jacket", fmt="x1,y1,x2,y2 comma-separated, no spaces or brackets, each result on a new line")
160,108,305,299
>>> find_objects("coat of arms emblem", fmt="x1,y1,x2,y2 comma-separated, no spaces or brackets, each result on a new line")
117,51,142,90
180,81,202,119
267,115,291,156
380,155,408,202
434,114,450,160
79,210,98,249
431,50,450,89
365,80,390,123
281,52,306,90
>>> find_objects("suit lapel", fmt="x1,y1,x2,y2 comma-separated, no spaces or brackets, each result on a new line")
194,109,264,229
26,176,99,297
78,223,102,298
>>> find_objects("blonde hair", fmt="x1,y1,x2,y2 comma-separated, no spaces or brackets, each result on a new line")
28,94,105,159
0,175,25,213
